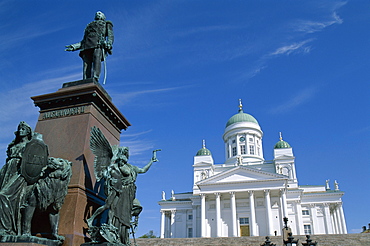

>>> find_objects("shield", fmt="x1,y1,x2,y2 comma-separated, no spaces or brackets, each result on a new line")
21,138,49,184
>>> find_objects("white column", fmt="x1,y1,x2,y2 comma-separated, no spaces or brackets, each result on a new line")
264,190,273,236
310,204,317,234
230,192,237,237
323,203,334,234
295,201,304,235
249,191,257,236
200,194,206,237
170,210,176,238
331,205,339,234
192,206,197,237
160,210,166,238
334,205,343,234
280,189,288,218
215,192,221,237
338,203,347,234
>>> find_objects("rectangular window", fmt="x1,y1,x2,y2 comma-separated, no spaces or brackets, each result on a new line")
188,227,193,238
249,138,253,142
239,217,249,225
304,225,312,234
249,145,255,155
232,147,237,156
188,214,193,220
302,210,310,216
240,145,246,154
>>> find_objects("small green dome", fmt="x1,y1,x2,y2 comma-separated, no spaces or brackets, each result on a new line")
274,140,291,149
226,109,259,128
196,147,212,156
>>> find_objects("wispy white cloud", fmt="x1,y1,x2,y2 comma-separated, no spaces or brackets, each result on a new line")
0,25,64,53
350,228,362,233
120,130,155,160
240,6,344,81
270,39,314,56
110,85,189,105
121,130,153,138
292,12,343,34
269,86,318,114
0,74,78,122
239,2,346,81
0,72,80,164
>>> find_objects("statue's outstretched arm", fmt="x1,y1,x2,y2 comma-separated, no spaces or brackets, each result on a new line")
137,149,160,174
137,159,154,174
65,42,81,51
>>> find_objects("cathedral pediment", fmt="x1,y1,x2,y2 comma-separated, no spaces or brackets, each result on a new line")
197,166,286,186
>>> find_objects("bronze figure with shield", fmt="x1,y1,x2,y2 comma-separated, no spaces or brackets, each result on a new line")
0,122,72,245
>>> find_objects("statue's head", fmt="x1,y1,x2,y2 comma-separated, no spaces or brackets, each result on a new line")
119,146,129,158
113,146,129,165
95,11,106,21
16,121,32,139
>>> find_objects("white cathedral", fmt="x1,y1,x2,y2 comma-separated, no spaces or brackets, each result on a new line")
158,101,347,238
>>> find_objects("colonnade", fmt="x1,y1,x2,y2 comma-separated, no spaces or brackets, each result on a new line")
159,192,347,238
330,202,347,234
197,189,287,237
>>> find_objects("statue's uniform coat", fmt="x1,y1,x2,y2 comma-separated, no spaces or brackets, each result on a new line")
79,20,113,56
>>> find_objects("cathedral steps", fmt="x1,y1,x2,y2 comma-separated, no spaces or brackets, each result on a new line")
133,233,370,246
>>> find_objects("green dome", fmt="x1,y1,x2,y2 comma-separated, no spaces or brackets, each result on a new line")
226,109,259,128
196,147,212,156
274,140,291,149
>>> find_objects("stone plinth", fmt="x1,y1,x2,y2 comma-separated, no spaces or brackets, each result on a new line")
0,234,61,245
30,79,130,246
132,233,370,246
0,244,46,246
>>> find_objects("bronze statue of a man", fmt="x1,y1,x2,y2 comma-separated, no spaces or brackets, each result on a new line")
66,11,114,82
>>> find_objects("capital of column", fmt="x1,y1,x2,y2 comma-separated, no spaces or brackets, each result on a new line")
229,191,235,197
171,210,176,215
264,189,270,195
248,190,254,197
279,188,286,195
214,192,220,198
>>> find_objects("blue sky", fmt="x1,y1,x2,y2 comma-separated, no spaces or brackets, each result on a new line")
0,0,369,237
